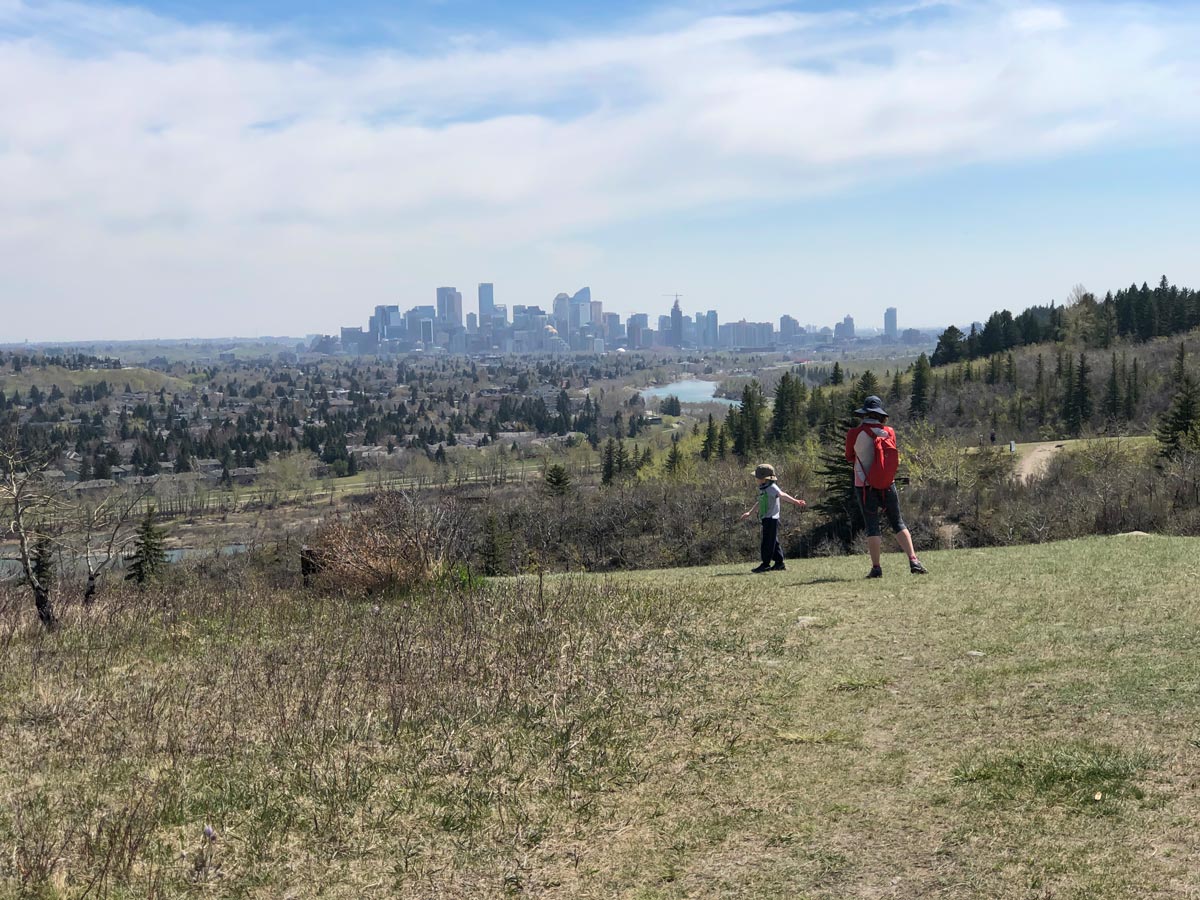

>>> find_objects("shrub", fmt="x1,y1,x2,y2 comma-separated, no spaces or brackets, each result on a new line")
305,490,466,594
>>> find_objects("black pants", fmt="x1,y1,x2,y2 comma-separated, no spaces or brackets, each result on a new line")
856,485,906,537
760,517,784,566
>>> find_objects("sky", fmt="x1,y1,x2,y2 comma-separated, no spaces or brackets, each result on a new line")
2,0,1199,342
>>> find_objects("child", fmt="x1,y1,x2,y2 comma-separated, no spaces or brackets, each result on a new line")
740,463,806,573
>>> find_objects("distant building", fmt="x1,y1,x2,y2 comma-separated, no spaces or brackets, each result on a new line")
884,307,898,341
478,283,495,321
670,299,683,348
436,287,463,327
780,315,800,343
833,315,856,342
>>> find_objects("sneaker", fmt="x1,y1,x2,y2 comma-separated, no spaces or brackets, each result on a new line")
751,563,772,573
866,566,883,579
909,558,929,575
770,563,787,572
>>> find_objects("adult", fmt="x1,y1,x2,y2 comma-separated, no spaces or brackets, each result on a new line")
846,395,928,578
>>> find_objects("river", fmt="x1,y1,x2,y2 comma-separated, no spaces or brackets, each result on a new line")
639,379,739,406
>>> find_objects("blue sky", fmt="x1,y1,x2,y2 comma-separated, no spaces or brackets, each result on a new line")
2,0,1199,341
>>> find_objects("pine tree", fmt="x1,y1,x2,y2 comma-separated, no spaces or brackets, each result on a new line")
811,420,863,549
544,464,572,496
909,354,932,419
601,438,616,486
1102,353,1122,423
887,371,903,405
700,414,717,461
126,507,167,585
1157,374,1200,457
770,373,806,446
1072,353,1093,434
665,435,684,474
829,362,844,386
481,513,510,576
849,371,880,416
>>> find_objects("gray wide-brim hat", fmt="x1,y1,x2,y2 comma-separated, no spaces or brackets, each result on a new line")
853,395,888,418
753,463,778,481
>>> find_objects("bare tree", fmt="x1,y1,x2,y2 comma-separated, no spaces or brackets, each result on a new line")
67,485,154,605
1,445,63,628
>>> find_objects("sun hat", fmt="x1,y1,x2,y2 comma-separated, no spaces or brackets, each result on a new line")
853,395,888,418
753,463,777,481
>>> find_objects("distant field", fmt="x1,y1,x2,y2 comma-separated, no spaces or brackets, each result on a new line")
2,536,1198,898
0,365,193,396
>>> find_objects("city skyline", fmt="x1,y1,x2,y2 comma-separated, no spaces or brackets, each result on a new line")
333,281,928,356
3,0,1199,342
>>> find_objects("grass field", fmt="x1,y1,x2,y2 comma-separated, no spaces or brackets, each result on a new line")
2,536,1199,898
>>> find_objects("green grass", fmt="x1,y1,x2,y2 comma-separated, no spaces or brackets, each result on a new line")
3,535,1200,897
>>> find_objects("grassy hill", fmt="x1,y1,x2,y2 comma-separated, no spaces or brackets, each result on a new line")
2,537,1198,898
0,364,193,397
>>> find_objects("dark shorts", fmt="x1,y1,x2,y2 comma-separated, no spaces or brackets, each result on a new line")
857,485,906,538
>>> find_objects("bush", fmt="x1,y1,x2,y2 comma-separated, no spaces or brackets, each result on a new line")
305,490,466,594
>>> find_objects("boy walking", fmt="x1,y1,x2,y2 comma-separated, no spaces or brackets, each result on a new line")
845,395,928,578
740,463,806,573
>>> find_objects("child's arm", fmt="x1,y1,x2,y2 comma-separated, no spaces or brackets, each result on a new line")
778,490,807,509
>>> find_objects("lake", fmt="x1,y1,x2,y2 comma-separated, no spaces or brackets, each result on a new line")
640,379,739,406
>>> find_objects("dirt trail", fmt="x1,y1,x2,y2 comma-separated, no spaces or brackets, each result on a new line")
1017,443,1065,481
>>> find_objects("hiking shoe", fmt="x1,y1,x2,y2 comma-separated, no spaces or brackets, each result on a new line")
866,566,883,579
770,563,787,572
751,563,772,573
909,559,929,575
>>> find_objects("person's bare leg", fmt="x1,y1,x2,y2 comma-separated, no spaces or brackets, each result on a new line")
868,535,882,567
896,528,916,559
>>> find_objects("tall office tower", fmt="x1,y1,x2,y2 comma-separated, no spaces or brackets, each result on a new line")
884,307,898,340
436,287,463,326
590,300,603,326
405,304,436,338
670,298,683,348
780,315,800,343
602,312,622,339
466,313,478,334
658,315,672,339
842,315,855,338
628,313,648,350
478,283,495,321
553,293,571,334
568,288,592,335
706,311,719,348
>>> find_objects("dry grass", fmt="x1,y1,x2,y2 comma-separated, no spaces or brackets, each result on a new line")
3,535,1200,897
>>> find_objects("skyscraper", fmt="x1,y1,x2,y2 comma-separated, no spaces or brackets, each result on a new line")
478,283,495,321
884,307,898,341
436,287,463,326
670,298,683,348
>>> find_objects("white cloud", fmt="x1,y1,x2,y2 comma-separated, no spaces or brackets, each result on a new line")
0,0,1198,338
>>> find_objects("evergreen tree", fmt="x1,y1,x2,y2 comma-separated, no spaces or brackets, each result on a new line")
908,354,932,419
849,370,880,416
770,372,806,446
544,464,572,496
601,438,616,486
664,435,684,475
481,513,510,576
126,507,167,585
1157,374,1200,457
614,440,631,474
1071,353,1093,434
700,414,717,461
1102,353,1122,423
811,420,863,549
829,362,844,386
887,371,903,405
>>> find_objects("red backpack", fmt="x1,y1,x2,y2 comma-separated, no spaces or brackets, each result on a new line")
848,423,900,489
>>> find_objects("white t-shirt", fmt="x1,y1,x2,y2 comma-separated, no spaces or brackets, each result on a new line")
757,482,782,519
